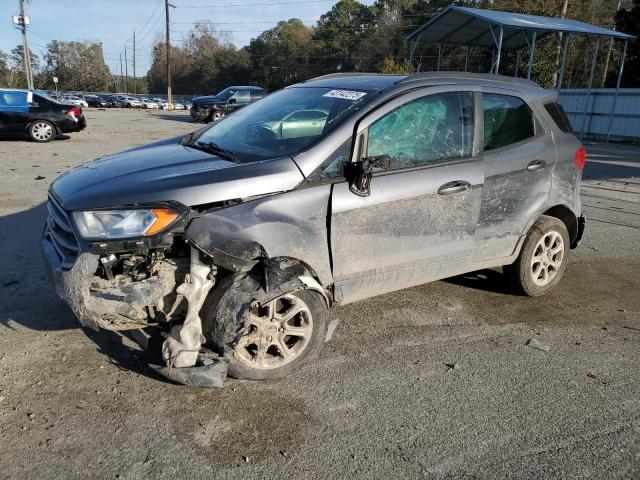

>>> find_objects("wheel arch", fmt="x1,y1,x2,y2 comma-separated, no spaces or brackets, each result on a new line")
542,204,580,248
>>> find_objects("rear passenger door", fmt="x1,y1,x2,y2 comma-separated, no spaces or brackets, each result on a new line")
476,89,555,259
0,90,29,135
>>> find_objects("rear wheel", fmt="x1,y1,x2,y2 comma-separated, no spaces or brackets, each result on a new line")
202,272,328,380
28,120,55,143
504,215,570,296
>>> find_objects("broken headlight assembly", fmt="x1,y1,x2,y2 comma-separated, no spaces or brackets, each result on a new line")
72,207,180,240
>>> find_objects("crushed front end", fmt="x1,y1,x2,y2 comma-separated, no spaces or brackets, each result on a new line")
41,193,229,386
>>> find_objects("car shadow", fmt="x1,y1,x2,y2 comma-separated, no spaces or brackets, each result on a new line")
152,113,196,123
444,268,516,295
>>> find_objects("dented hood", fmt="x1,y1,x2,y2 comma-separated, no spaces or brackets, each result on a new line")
51,136,304,211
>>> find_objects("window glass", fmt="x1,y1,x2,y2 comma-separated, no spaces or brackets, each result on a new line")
232,91,251,103
308,140,351,181
483,93,534,150
1,92,28,107
367,92,474,170
544,102,573,133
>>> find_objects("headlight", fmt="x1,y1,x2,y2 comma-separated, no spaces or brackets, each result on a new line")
72,208,179,239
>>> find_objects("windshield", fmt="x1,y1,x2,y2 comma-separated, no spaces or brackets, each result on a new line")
215,87,236,101
193,86,373,161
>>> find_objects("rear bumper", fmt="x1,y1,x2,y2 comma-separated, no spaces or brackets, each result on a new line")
57,116,86,134
571,214,586,248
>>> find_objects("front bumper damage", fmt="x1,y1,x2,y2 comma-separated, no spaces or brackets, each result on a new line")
42,233,231,387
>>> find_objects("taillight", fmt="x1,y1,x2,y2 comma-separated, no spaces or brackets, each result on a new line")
67,106,81,119
574,147,586,170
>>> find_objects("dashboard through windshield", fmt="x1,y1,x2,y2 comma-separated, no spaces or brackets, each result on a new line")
193,86,373,162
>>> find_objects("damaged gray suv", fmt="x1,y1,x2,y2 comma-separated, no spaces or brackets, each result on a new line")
42,72,585,385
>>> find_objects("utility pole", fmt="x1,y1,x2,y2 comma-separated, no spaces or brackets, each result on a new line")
165,1,175,109
124,44,128,94
602,0,622,87
119,53,124,93
18,0,34,90
133,30,137,96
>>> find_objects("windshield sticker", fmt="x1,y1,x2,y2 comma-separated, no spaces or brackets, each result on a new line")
322,89,367,101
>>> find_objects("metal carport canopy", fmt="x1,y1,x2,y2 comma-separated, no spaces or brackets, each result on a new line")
407,5,635,49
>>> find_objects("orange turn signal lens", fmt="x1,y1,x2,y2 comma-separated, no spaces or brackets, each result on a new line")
144,208,179,236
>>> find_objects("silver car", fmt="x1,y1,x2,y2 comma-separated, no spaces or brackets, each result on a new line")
42,72,585,385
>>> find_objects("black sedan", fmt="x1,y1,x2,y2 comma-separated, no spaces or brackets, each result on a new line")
0,89,86,142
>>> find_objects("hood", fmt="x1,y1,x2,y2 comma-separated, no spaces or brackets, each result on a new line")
192,95,223,104
51,136,304,211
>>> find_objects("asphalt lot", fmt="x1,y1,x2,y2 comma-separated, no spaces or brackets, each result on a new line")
0,108,639,479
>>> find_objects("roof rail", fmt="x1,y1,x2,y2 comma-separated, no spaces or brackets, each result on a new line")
304,72,397,82
399,71,542,89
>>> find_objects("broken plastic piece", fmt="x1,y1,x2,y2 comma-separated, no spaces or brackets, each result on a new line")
150,353,228,388
162,247,216,368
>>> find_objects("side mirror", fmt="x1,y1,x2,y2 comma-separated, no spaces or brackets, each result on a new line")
345,154,391,197
27,91,33,104
228,98,237,104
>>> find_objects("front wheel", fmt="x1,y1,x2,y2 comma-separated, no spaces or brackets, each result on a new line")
28,120,56,142
504,215,570,296
202,273,328,380
209,110,226,123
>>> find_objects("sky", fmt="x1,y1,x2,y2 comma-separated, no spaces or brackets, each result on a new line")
2,0,375,76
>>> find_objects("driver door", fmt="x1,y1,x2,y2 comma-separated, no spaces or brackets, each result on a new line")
330,87,485,304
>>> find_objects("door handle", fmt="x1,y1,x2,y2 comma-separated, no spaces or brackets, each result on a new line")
438,180,471,195
527,160,546,171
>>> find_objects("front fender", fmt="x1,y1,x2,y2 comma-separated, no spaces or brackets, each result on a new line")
184,185,333,287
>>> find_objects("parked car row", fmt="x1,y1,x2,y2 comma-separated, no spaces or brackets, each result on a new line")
49,92,187,110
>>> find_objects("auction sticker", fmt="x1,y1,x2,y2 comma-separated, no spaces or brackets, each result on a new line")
323,89,367,101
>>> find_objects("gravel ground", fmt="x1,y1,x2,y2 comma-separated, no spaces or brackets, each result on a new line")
0,109,639,479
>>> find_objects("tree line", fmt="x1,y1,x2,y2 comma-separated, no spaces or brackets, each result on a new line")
1,0,638,94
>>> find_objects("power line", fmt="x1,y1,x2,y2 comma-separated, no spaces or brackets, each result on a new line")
180,0,335,7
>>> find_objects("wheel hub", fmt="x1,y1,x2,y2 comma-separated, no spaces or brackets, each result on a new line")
233,293,313,369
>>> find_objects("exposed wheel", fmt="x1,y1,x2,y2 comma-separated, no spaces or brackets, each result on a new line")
202,272,328,380
28,120,55,142
209,110,225,123
504,215,570,296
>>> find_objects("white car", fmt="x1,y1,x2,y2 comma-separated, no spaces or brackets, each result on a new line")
123,96,144,108
152,98,169,109
141,98,160,109
173,102,186,110
65,95,88,108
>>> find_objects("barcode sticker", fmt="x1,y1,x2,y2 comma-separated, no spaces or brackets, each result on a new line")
322,89,367,101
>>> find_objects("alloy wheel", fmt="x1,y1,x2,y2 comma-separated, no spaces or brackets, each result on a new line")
234,293,313,369
31,122,53,141
530,231,565,286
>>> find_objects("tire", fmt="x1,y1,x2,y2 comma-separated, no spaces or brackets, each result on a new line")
28,120,56,143
504,215,570,296
202,272,328,380
209,110,225,123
